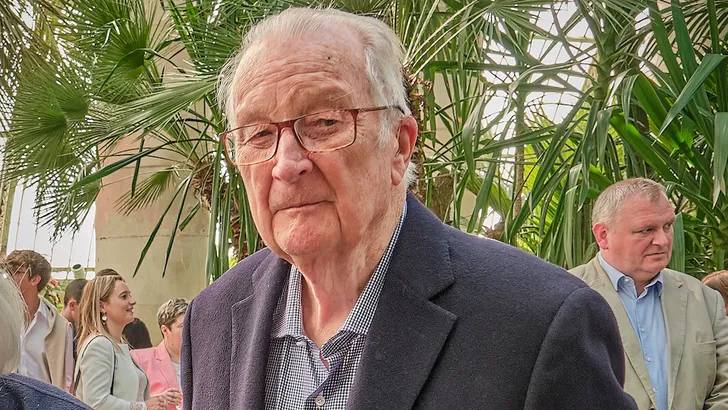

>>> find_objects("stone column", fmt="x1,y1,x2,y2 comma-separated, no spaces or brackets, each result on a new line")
95,140,209,345
95,0,212,345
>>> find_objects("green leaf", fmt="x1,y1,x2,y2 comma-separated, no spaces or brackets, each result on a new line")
659,54,728,136
461,94,486,179
714,113,728,205
669,212,685,273
132,180,187,277
563,165,582,268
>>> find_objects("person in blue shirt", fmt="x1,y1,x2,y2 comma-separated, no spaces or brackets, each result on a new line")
572,177,728,410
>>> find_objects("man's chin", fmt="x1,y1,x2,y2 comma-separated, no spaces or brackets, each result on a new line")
644,259,670,273
273,232,334,260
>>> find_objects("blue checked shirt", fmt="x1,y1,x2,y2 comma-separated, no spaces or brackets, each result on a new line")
264,204,407,410
599,253,668,410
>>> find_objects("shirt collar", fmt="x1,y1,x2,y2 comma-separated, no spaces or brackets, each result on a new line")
24,298,50,335
36,298,50,319
597,252,664,295
273,202,408,339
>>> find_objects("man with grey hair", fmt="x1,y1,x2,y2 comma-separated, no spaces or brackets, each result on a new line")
182,7,635,410
571,177,728,410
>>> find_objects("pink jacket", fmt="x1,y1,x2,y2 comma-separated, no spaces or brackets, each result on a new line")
131,341,179,410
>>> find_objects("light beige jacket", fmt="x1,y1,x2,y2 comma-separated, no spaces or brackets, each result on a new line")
74,335,150,410
42,297,73,390
571,257,728,410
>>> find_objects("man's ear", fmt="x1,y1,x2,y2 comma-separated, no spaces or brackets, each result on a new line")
160,325,170,338
391,115,418,186
29,274,41,288
68,299,78,310
592,222,609,250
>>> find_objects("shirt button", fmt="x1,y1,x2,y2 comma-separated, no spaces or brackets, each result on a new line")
315,394,325,407
296,340,306,347
624,277,632,283
646,357,652,363
640,327,646,332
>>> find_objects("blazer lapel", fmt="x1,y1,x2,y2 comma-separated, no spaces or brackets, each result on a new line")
660,272,687,409
583,258,658,408
155,342,179,389
229,255,290,410
347,194,456,410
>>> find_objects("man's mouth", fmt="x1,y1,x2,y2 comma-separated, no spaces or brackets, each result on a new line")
279,201,324,211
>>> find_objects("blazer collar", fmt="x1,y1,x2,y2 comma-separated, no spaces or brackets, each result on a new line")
346,192,456,409
154,341,180,389
660,270,687,409
228,193,456,410
583,258,689,409
229,253,290,410
582,257,658,408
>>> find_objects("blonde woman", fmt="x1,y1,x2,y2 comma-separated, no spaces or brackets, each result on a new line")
74,274,181,410
703,270,728,315
0,270,90,409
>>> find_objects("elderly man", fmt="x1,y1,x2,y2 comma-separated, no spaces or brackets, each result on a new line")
3,250,74,392
571,178,728,410
182,7,636,410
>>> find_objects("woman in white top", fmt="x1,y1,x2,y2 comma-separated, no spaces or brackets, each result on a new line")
74,274,181,410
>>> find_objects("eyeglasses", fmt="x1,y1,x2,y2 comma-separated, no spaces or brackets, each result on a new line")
2,264,29,283
220,106,402,166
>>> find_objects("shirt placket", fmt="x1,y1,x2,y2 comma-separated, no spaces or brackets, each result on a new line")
632,283,661,403
303,332,355,409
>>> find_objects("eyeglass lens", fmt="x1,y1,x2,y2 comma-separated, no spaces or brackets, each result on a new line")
225,109,356,165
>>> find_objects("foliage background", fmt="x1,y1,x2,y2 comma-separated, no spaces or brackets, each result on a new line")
1,0,727,282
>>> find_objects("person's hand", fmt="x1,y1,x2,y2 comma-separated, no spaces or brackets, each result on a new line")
144,396,165,410
160,388,183,407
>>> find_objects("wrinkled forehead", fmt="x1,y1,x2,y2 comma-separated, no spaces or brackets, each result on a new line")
230,28,371,122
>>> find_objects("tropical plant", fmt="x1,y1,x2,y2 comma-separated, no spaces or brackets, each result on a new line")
3,0,525,281
2,0,726,283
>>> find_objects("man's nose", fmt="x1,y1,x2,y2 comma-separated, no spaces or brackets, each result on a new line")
271,127,313,182
653,228,671,246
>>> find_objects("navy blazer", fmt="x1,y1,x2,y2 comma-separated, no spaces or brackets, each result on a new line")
0,374,91,410
182,194,637,409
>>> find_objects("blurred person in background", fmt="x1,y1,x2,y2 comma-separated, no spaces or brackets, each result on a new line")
124,319,154,350
61,278,88,360
74,274,181,410
0,266,91,409
132,299,188,409
2,249,74,391
703,270,728,314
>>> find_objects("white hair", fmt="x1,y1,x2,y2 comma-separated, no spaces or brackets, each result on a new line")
217,7,417,185
592,177,668,227
0,274,26,373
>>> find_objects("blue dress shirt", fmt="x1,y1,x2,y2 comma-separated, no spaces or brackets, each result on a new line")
598,253,668,410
